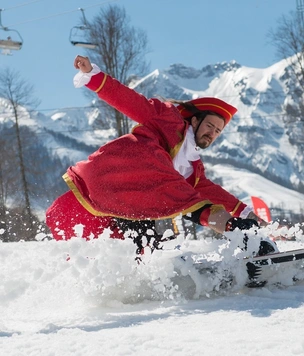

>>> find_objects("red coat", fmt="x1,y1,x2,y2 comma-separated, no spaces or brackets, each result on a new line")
63,71,246,222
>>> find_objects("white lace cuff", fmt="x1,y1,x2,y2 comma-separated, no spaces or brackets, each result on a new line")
73,63,101,88
239,205,254,219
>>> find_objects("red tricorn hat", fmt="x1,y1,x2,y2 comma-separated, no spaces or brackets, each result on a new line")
177,97,237,124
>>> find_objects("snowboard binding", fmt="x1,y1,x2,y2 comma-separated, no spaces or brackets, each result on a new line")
245,239,279,288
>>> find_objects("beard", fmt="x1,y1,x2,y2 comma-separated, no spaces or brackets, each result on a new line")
195,135,212,149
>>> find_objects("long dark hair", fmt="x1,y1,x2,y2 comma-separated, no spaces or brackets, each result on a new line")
168,99,201,118
167,99,224,122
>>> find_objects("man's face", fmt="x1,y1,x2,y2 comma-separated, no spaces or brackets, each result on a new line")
191,114,225,149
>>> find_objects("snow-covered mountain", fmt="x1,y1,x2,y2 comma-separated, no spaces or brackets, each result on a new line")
131,58,303,190
0,56,303,220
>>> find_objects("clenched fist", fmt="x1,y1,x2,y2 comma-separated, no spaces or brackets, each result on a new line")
74,55,93,73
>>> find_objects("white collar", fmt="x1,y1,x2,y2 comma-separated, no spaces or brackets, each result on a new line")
172,126,200,179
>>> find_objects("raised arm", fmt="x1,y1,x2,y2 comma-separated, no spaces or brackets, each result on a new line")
73,55,166,125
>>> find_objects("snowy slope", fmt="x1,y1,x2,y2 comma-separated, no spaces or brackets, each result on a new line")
207,164,304,215
1,234,304,356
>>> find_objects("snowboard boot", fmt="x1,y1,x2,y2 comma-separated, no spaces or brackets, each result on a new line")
257,238,279,256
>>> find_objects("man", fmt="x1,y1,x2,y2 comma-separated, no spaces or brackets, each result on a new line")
46,55,277,256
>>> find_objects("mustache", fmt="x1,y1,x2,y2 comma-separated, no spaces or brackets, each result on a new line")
202,134,212,141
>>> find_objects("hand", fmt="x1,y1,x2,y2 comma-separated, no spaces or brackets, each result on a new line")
246,211,268,227
74,55,93,73
225,217,259,231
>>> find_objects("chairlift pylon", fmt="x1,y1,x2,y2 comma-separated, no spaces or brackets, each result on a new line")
0,9,23,54
69,8,97,49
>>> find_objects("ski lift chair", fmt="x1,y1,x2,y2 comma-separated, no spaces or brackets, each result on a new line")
0,36,22,50
69,26,97,49
0,9,23,52
69,8,97,50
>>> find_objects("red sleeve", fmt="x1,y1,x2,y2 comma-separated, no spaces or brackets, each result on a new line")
85,71,188,153
85,72,166,125
194,161,246,217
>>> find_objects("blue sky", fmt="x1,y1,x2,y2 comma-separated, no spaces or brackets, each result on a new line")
0,0,296,111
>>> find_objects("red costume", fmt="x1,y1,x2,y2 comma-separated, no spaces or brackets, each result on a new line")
46,69,247,242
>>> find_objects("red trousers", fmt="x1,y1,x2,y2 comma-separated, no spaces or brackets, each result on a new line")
45,191,124,241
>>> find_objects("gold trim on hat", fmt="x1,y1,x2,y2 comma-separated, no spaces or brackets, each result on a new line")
179,103,232,119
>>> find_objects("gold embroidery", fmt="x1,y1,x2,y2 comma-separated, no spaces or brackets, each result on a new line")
169,130,185,159
63,171,212,220
94,74,107,93
230,201,242,216
62,173,106,216
194,177,200,187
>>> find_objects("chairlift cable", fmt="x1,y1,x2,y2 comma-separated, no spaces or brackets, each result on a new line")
1,0,44,12
5,0,120,27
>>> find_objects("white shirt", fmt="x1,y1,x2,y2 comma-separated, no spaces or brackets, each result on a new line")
172,126,200,179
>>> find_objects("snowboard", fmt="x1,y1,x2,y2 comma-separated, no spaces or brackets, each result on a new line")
245,248,304,287
192,248,304,289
